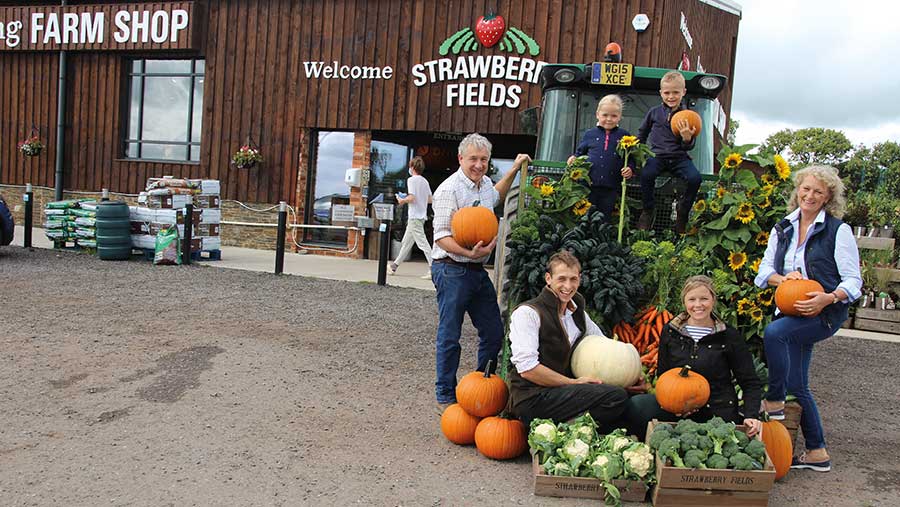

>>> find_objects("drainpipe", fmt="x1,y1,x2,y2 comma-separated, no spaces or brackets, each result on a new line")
54,0,67,201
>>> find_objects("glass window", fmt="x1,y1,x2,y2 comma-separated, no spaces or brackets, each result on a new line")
306,131,353,244
125,59,204,162
535,89,579,162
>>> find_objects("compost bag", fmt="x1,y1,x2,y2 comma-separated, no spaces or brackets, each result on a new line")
153,226,181,265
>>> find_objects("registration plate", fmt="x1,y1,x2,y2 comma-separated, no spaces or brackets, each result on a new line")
591,62,633,86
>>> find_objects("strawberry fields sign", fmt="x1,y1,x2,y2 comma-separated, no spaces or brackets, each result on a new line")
411,9,545,109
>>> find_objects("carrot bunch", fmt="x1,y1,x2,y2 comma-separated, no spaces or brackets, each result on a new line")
613,306,673,376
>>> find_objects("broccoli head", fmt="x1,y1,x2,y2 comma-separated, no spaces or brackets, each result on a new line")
706,416,727,428
683,449,709,469
721,441,741,458
679,432,700,453
729,452,763,471
695,422,711,435
674,419,701,435
744,439,767,462
706,453,729,469
734,431,750,447
649,427,673,451
696,434,714,452
710,424,740,454
658,437,686,468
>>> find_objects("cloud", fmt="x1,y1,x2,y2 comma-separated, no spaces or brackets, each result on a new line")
732,0,900,133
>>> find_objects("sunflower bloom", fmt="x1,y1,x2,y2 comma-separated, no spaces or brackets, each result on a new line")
749,258,761,273
735,202,755,224
755,231,770,246
569,168,586,181
618,135,639,149
573,199,591,216
737,297,753,315
540,183,555,197
760,184,774,197
693,199,707,212
729,251,748,271
758,289,775,306
761,196,771,209
749,307,764,323
709,199,723,213
724,153,742,169
761,173,774,185
775,154,791,180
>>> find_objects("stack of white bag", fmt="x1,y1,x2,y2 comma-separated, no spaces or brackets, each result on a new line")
130,177,221,254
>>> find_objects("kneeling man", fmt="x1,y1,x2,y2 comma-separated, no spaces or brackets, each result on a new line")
508,250,640,427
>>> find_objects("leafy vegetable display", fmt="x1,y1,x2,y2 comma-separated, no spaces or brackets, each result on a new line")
648,417,767,471
528,413,655,506
506,210,645,329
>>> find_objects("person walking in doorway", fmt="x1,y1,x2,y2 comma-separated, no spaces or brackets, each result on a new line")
390,156,433,279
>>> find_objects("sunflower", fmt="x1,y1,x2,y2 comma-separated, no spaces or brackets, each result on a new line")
774,154,791,180
761,173,774,185
709,199,723,213
760,184,774,197
749,307,764,323
749,258,761,273
724,153,743,169
693,199,707,213
735,202,755,224
728,251,748,271
755,230,770,245
745,188,755,199
540,183,555,197
758,288,775,306
737,297,754,315
569,168,586,181
760,196,771,209
716,186,727,199
573,198,592,216
619,135,639,149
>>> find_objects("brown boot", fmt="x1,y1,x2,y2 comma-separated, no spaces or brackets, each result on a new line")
637,209,654,230
675,203,690,235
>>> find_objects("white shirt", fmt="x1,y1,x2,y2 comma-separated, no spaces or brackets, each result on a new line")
509,301,604,374
406,174,432,220
431,168,500,263
754,208,862,303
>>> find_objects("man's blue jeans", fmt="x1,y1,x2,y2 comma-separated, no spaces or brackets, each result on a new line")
763,315,837,450
432,262,504,404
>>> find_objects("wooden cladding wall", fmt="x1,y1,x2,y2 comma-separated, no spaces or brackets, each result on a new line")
0,0,740,203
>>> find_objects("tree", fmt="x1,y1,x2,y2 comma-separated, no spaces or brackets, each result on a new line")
759,128,853,167
843,141,900,196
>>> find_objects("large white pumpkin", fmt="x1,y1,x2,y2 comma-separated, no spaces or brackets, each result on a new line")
570,334,642,387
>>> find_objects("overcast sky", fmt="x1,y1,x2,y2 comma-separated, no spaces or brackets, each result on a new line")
731,0,900,148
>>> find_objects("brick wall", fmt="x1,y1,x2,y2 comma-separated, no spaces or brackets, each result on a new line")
0,185,138,226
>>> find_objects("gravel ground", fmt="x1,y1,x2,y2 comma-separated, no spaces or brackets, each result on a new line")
1,246,898,507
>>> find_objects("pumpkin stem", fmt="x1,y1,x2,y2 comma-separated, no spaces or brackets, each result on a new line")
485,358,496,377
473,200,481,207
678,365,692,377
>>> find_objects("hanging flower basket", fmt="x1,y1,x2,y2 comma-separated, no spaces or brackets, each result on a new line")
231,144,263,169
18,135,44,157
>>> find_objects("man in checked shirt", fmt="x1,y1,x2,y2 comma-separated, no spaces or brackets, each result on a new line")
431,133,531,412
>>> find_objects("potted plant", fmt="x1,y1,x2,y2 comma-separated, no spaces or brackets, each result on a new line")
18,135,44,156
231,144,263,169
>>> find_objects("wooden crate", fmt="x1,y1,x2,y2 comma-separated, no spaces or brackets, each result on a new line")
782,401,802,447
853,308,900,334
647,421,775,507
531,453,649,502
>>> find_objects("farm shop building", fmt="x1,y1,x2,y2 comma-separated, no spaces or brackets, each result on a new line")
0,0,741,258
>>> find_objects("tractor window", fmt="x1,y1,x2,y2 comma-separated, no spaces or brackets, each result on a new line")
536,89,579,162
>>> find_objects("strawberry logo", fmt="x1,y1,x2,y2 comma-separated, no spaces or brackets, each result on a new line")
475,10,505,48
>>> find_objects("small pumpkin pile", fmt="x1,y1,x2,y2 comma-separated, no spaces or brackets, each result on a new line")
440,360,527,460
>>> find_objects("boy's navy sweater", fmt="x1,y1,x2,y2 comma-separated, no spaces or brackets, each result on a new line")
574,126,632,189
637,102,696,159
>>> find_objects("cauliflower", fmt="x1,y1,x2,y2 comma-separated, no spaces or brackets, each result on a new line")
533,423,557,441
528,419,561,462
611,436,632,453
572,424,594,443
560,437,591,470
622,442,655,478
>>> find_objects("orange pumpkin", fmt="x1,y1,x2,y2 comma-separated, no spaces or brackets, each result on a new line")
670,109,703,137
440,403,481,445
761,415,792,480
456,362,508,418
775,279,825,316
474,416,527,460
655,365,711,415
451,205,498,249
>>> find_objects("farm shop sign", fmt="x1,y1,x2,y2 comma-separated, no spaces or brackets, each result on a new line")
413,10,545,108
0,2,198,51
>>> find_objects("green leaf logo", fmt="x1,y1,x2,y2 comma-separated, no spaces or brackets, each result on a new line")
438,25,540,56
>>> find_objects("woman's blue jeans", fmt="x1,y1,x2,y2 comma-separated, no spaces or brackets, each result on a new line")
432,262,503,404
763,314,837,450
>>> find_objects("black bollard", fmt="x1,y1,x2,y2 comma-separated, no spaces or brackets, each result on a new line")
24,183,33,248
377,219,392,286
275,201,287,274
182,203,193,265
